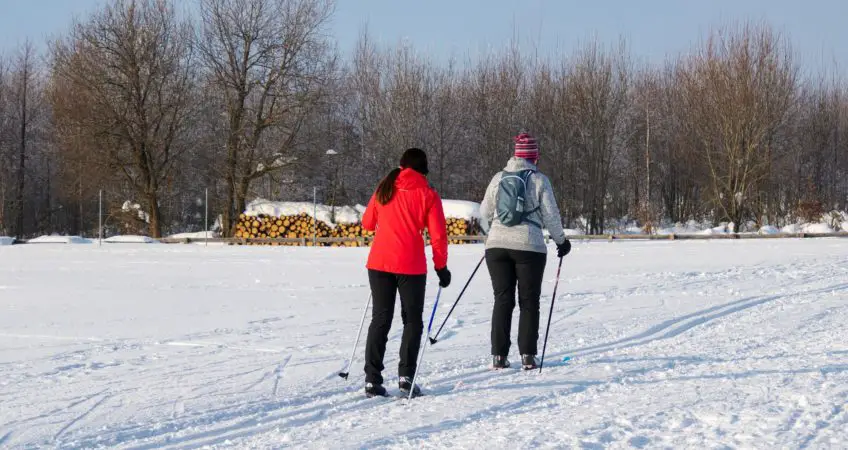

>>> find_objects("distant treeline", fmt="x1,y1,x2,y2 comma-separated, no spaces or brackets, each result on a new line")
0,0,845,237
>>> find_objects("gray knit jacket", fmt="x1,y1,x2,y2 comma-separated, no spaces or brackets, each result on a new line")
480,157,567,254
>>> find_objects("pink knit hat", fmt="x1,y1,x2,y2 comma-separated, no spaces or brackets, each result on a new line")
514,132,539,161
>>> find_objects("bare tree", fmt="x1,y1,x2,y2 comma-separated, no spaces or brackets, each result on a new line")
50,0,195,237
626,67,663,231
3,6,847,237
678,23,798,230
656,61,705,224
0,56,8,235
564,38,630,234
794,74,847,216
461,47,530,199
49,71,115,235
197,0,337,236
0,41,46,238
428,62,464,194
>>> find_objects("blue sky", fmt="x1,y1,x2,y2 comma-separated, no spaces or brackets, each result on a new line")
2,0,846,73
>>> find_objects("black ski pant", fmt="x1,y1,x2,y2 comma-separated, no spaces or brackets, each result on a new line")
364,269,426,385
486,248,547,357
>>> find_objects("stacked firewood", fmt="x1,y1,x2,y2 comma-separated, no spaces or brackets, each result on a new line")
329,222,374,247
234,213,333,246
234,213,481,246
446,217,482,244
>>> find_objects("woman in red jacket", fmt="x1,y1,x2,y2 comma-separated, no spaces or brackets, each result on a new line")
360,148,451,398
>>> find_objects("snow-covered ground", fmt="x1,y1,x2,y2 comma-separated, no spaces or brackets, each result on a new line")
26,235,92,244
104,236,159,244
167,231,219,240
1,240,847,449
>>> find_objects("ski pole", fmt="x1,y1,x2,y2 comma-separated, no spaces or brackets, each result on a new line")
539,256,564,374
429,255,485,345
409,286,442,400
338,293,371,380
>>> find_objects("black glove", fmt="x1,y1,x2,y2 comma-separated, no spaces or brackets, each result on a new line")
556,239,571,258
436,267,452,288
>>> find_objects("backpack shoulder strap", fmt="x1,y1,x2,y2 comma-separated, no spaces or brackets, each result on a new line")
522,169,543,227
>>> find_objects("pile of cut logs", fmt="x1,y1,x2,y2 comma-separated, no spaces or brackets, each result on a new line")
234,213,481,246
445,217,483,244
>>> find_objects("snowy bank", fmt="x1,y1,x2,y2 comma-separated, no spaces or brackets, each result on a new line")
121,201,150,223
245,200,336,226
27,235,92,244
655,221,732,235
441,200,481,221
781,223,836,234
244,198,482,225
802,223,835,233
168,231,218,240
758,225,780,235
104,235,159,244
0,236,15,246
333,206,361,224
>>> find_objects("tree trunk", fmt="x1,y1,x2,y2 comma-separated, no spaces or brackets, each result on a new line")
146,191,163,238
44,157,52,231
77,168,84,236
0,180,6,235
233,176,251,236
222,179,235,238
138,146,163,238
15,60,28,238
221,130,240,237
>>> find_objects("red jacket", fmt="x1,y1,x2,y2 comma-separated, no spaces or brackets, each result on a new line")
362,169,448,275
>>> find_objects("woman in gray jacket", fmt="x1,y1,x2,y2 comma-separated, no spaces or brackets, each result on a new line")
480,132,571,370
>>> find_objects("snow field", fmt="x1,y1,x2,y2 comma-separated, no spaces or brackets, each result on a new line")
0,239,847,448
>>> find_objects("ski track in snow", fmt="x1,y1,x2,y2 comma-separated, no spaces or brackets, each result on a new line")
1,241,847,448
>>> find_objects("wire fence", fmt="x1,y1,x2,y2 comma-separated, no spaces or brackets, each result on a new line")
149,231,848,245
10,231,848,246
11,187,848,245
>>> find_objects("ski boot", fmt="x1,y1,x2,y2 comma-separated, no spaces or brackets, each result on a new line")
398,376,422,398
365,382,389,398
521,354,539,371
492,355,511,370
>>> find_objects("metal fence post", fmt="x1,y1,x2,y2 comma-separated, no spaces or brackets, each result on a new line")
98,190,103,246
205,188,209,247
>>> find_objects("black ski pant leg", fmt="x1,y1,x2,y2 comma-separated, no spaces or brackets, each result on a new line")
364,270,397,385
514,250,547,356
486,248,517,356
397,274,426,379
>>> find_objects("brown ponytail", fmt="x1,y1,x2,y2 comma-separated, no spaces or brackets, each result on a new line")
375,148,429,205
375,168,402,205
